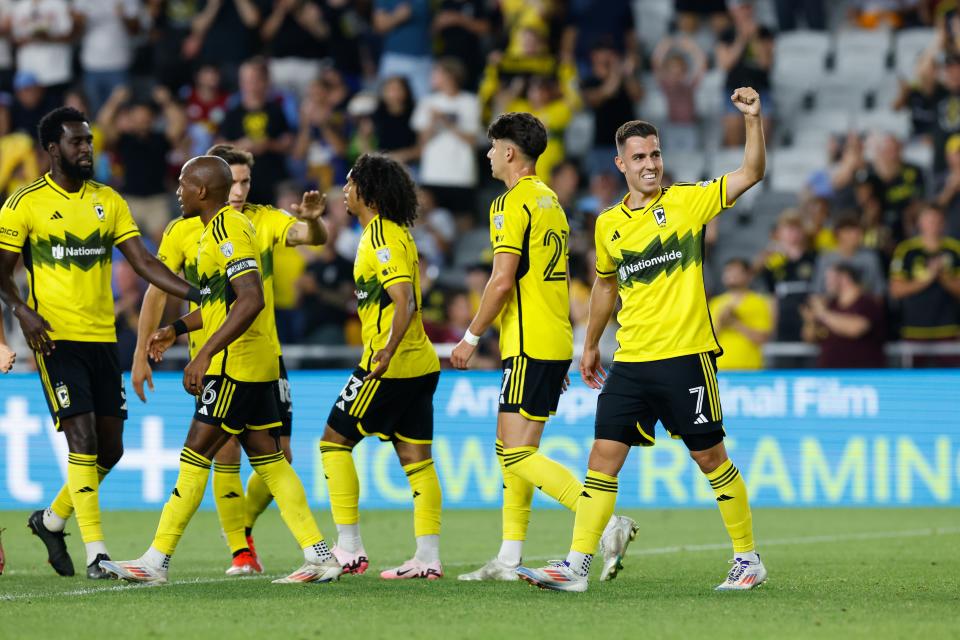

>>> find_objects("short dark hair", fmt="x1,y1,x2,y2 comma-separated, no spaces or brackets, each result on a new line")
206,144,255,168
350,153,419,227
615,120,659,152
833,262,862,284
38,107,89,150
834,214,862,232
487,112,548,161
724,257,751,271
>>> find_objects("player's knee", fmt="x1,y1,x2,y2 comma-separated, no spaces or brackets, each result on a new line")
63,422,98,455
321,424,355,448
587,439,629,477
214,438,242,464
689,446,727,474
99,445,123,470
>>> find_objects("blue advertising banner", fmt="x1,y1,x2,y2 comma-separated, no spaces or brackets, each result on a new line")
0,370,958,509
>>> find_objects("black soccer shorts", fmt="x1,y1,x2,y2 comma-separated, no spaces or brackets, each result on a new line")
276,356,293,437
595,352,725,452
498,356,572,422
35,341,127,430
327,368,440,444
194,375,283,434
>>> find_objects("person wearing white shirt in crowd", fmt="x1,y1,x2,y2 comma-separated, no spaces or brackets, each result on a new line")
72,0,144,115
9,0,73,97
0,0,13,94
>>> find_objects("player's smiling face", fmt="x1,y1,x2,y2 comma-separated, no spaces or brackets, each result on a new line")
616,135,663,197
228,163,251,211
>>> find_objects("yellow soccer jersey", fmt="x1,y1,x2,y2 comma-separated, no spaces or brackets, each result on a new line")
242,203,297,357
197,207,278,382
158,215,204,357
0,174,140,342
708,290,772,370
595,176,736,362
354,215,439,378
490,175,573,361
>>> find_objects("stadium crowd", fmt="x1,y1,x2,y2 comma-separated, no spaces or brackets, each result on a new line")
1,0,959,371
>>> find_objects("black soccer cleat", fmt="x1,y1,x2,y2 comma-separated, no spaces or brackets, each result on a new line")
87,553,116,580
27,509,75,576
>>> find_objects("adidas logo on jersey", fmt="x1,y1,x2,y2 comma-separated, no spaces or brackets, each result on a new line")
50,211,64,220
694,413,709,424
611,230,621,242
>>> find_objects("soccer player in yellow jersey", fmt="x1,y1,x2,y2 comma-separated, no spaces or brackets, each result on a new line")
100,156,340,585
518,88,768,592
0,107,203,579
319,153,443,580
130,144,327,576
451,113,636,582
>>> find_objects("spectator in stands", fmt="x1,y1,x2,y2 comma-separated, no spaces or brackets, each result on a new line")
183,0,260,84
145,0,201,91
374,0,432,99
0,70,52,136
858,180,897,260
802,263,887,368
412,187,456,267
759,209,818,344
181,64,229,156
258,0,328,97
849,0,921,30
98,85,186,239
581,44,642,177
372,76,419,166
674,0,730,36
716,0,774,147
293,69,349,192
0,1,13,94
412,57,480,218
576,169,621,218
562,0,638,74
478,23,557,124
432,0,493,92
300,217,356,345
894,53,938,138
803,195,837,252
10,0,73,100
551,159,584,230
709,258,773,370
930,53,960,176
934,133,960,238
271,182,311,343
866,133,926,241
812,215,887,297
652,35,707,152
73,0,143,115
774,0,826,31
890,204,960,346
218,57,294,204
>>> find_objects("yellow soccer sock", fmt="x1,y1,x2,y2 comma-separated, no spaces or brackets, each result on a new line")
249,451,323,549
152,448,211,555
50,464,109,522
403,459,442,537
503,446,582,511
244,470,274,530
570,470,619,555
319,442,359,526
67,453,104,544
497,439,532,542
706,459,755,553
213,462,247,554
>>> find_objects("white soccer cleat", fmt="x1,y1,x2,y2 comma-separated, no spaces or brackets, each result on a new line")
332,545,369,575
98,558,168,585
272,558,342,584
516,561,588,593
380,557,443,580
715,554,767,591
599,515,639,581
457,558,520,581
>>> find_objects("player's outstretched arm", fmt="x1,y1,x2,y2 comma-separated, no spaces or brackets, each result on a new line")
580,274,618,389
117,237,202,305
132,284,169,401
366,281,417,380
286,190,328,246
451,252,520,369
182,271,264,395
0,249,54,355
724,86,766,204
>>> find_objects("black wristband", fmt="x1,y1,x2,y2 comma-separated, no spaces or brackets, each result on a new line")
172,319,189,336
186,286,202,304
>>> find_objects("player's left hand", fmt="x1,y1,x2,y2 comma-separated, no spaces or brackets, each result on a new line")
450,339,476,370
147,326,176,362
183,352,211,396
730,87,761,117
291,190,326,221
365,348,393,380
0,344,15,373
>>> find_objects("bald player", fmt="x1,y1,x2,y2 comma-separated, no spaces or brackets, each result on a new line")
99,156,341,585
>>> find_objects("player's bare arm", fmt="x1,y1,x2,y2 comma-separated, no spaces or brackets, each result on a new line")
579,273,618,389
132,284,169,402
0,249,54,355
147,307,202,363
450,252,520,369
117,237,202,303
724,86,766,204
366,280,417,380
182,271,264,395
0,315,15,373
286,190,328,246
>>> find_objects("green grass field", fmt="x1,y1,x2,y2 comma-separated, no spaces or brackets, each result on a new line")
1,508,958,639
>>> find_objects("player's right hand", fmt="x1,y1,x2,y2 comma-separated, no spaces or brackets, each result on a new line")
15,307,54,356
147,326,176,363
131,353,154,402
0,344,15,373
579,344,607,390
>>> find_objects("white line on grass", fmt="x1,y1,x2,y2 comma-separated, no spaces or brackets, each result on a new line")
3,526,957,600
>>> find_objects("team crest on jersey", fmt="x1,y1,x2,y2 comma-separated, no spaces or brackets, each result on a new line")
653,207,667,227
376,247,391,263
220,241,234,258
93,204,105,221
55,384,71,408
493,214,504,230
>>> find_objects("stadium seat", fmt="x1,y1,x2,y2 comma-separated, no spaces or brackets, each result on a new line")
857,109,911,139
564,112,594,159
894,27,935,78
814,82,865,111
769,147,826,193
830,29,892,90
664,150,706,182
634,0,673,53
772,30,831,94
902,139,934,169
706,149,746,182
638,75,669,122
695,69,725,119
451,228,493,269
788,108,855,149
